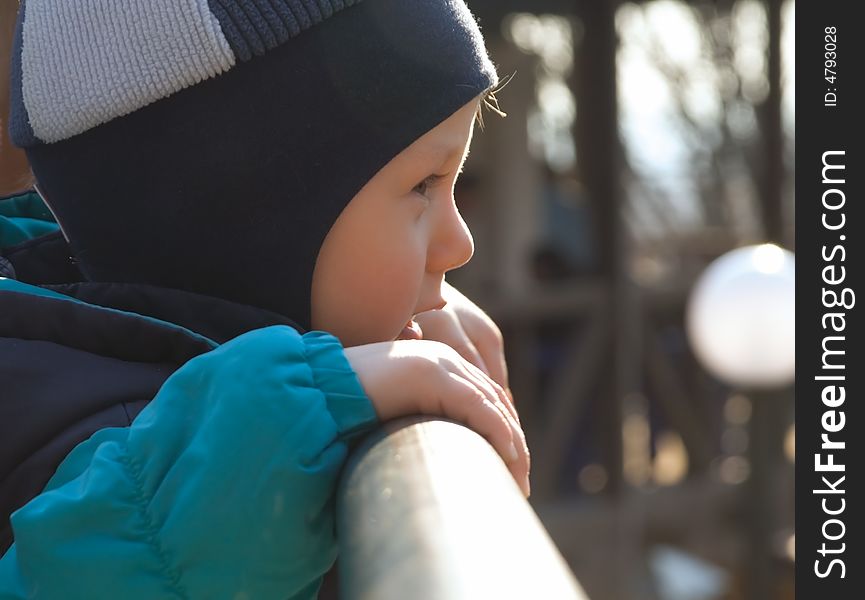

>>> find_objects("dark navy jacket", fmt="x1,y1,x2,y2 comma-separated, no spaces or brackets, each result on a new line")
0,192,297,548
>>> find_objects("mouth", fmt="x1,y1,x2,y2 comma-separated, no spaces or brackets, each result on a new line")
396,317,423,341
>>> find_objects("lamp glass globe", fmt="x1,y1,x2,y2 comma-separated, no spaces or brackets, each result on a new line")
686,244,795,388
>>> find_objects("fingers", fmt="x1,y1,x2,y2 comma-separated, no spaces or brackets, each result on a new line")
462,360,520,426
349,339,529,496
441,374,530,497
436,345,528,495
441,286,509,389
457,363,530,496
450,337,491,380
469,325,509,390
417,310,492,378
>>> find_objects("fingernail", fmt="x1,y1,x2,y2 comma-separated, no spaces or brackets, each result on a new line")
507,441,519,463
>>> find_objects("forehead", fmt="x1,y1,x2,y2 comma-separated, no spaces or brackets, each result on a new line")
403,99,480,163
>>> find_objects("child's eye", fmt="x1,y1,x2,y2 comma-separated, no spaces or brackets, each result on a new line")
413,174,445,197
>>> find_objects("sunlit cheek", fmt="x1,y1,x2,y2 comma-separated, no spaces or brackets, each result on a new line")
376,238,426,298
350,229,424,330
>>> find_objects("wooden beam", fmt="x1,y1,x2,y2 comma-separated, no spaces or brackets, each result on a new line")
759,0,785,245
531,301,610,499
572,0,625,495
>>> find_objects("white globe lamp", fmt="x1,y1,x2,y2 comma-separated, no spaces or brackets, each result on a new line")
686,244,795,389
686,244,795,600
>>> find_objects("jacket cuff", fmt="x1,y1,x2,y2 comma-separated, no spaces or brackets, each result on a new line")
302,331,378,441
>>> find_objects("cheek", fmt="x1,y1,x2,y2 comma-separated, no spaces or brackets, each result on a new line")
317,212,429,342
354,222,427,309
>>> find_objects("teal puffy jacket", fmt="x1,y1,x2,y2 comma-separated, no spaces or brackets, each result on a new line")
0,193,379,599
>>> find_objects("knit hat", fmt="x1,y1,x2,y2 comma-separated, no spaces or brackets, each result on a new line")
9,0,498,329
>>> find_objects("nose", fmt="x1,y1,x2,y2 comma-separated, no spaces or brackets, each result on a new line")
427,200,474,274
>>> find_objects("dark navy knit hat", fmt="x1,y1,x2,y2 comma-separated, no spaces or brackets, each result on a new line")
9,0,497,329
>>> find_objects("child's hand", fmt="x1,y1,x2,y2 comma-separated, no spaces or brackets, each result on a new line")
414,281,509,392
414,282,522,432
344,340,530,496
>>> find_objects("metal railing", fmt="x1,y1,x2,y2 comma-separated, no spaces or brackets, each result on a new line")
337,417,589,600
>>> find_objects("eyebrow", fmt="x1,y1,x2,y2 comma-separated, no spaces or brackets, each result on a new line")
418,143,466,176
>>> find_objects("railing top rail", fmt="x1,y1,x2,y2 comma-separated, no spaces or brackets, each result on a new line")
337,417,589,600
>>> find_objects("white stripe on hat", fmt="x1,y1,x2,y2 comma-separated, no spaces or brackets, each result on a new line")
22,0,236,143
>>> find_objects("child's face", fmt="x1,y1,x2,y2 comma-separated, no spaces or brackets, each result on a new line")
310,97,481,346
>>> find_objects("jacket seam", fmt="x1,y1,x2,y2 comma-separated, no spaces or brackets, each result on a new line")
2,230,65,257
120,451,191,600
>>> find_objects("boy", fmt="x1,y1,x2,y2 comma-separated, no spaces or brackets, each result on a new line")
0,1,529,598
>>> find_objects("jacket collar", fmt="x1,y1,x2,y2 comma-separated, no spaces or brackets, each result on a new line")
45,281,304,344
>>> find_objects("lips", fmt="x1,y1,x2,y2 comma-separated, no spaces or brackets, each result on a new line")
396,318,423,341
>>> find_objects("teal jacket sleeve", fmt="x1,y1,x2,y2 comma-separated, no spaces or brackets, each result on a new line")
0,326,378,600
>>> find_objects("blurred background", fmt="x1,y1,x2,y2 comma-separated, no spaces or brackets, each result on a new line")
445,1,795,599
1,1,795,598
